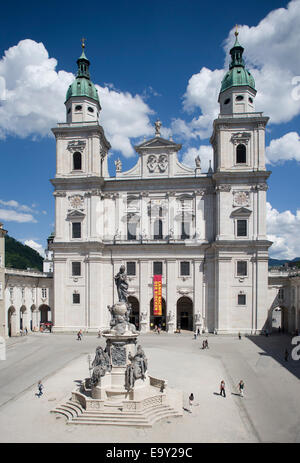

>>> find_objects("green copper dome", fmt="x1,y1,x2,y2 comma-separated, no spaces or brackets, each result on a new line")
220,33,255,94
65,48,100,104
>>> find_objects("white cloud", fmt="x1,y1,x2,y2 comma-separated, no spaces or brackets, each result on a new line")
0,39,154,158
0,209,36,223
266,131,300,164
0,199,38,223
24,239,44,257
181,145,213,172
267,202,300,259
173,0,300,141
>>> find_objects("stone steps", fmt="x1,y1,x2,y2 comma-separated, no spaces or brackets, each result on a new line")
51,402,181,427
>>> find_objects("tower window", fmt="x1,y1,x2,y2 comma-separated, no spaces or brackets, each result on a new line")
237,261,247,276
73,151,82,170
88,107,94,113
236,95,244,101
249,97,253,104
238,294,246,305
72,222,81,239
67,108,71,114
236,144,246,164
237,220,247,237
72,262,81,276
75,105,82,111
73,293,80,304
224,98,230,105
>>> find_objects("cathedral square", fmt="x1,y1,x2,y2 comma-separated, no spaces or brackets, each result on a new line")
0,0,300,446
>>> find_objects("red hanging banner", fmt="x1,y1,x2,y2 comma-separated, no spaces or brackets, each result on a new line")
153,274,162,316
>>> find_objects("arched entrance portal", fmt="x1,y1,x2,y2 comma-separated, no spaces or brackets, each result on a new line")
8,306,17,337
39,304,51,323
150,297,166,331
128,296,140,330
20,305,26,331
177,297,193,331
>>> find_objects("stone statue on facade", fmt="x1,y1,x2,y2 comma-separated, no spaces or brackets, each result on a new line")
195,155,201,168
115,157,122,173
155,119,162,137
140,311,148,322
194,312,201,322
114,265,128,303
125,345,148,391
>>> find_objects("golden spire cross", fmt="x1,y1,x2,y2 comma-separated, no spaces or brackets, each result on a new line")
235,24,239,37
81,37,86,49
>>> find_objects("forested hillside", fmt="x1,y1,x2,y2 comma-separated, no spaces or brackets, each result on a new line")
4,235,43,271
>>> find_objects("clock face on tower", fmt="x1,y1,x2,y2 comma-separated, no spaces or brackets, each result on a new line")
233,191,249,207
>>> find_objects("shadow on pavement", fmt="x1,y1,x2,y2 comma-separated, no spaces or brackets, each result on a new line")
246,333,300,380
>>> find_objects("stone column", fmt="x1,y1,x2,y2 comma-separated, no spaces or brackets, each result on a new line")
139,260,149,332
166,260,176,333
52,257,67,331
216,256,231,333
195,191,205,240
194,258,204,333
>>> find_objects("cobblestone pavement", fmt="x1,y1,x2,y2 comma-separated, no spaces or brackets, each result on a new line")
0,331,299,443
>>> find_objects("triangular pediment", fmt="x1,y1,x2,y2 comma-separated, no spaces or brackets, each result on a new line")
66,210,85,220
135,137,182,151
231,207,252,217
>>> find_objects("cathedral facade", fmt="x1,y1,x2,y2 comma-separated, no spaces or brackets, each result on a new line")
50,34,272,334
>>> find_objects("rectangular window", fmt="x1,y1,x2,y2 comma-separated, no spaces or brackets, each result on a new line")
153,261,163,275
42,288,47,298
127,262,136,276
180,261,190,276
72,222,81,239
237,219,247,237
73,293,80,304
181,221,190,240
237,261,247,276
72,262,81,276
238,294,246,305
127,222,137,240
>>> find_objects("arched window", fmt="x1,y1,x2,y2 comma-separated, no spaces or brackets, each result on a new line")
73,152,82,170
236,144,246,164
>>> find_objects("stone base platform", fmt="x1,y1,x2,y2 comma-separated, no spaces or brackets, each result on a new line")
51,380,183,427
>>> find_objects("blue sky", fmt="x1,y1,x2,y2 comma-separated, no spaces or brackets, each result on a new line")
0,0,300,259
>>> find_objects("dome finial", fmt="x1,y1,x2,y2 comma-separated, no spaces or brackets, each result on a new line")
235,24,238,37
81,37,86,50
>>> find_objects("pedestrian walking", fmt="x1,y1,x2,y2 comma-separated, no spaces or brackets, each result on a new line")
285,349,289,362
157,325,161,334
220,380,226,397
25,327,28,335
77,330,82,341
97,329,101,338
188,393,194,412
238,332,241,340
197,328,200,336
194,331,197,340
205,339,209,349
36,380,43,398
238,380,245,397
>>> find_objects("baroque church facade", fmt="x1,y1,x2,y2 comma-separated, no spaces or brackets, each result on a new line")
50,32,272,334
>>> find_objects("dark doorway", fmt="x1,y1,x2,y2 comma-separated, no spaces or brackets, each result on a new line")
177,297,193,331
150,297,166,331
39,304,50,323
128,296,140,330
